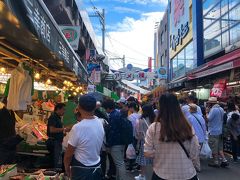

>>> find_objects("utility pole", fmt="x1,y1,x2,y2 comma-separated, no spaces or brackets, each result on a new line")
89,8,105,53
109,55,125,69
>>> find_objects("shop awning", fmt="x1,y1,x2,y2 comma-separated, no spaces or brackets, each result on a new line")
168,76,187,90
188,48,240,80
0,0,89,83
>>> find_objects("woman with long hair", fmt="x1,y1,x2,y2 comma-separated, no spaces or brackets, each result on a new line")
135,104,155,180
144,93,200,180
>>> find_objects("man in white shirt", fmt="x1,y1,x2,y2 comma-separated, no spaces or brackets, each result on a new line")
64,95,104,179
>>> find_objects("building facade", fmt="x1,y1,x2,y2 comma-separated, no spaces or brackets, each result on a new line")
168,0,204,86
154,9,169,86
165,0,240,99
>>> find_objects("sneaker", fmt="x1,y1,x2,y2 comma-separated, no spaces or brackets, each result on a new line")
134,175,146,180
220,161,229,167
208,161,220,168
126,167,135,173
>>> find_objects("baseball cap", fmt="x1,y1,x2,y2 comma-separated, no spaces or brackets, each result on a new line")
79,95,97,112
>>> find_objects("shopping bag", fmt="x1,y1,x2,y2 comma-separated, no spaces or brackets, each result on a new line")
126,144,136,159
200,141,212,158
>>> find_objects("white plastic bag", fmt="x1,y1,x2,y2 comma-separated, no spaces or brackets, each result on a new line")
126,144,136,159
200,141,212,158
62,133,70,152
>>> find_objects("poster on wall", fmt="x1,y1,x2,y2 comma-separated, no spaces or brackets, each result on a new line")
210,79,227,97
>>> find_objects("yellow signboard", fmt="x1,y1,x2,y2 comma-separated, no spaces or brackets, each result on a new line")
169,0,193,59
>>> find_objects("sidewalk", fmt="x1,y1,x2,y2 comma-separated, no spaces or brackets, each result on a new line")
127,159,240,180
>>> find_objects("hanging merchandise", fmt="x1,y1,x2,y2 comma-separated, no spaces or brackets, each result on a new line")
7,63,33,111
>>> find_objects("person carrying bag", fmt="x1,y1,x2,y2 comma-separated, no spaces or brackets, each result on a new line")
144,93,200,180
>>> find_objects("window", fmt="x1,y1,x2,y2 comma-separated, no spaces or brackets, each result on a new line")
185,41,194,71
165,24,167,32
230,24,240,44
203,0,240,58
177,50,185,77
161,55,165,66
161,32,164,44
172,57,177,79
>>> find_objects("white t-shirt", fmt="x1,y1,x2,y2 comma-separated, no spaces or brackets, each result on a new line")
68,117,104,166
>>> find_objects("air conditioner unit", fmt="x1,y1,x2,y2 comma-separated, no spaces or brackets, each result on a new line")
225,41,240,53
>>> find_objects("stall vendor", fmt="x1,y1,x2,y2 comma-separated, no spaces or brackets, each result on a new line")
47,103,70,168
0,97,23,165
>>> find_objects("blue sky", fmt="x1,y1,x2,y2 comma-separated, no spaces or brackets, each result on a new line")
77,0,168,70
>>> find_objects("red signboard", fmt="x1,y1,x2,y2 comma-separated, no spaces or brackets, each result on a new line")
174,0,184,26
210,79,227,97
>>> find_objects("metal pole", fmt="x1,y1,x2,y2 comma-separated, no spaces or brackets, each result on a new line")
102,9,105,53
122,55,125,68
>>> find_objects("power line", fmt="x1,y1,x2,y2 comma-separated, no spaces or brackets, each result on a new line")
107,36,150,58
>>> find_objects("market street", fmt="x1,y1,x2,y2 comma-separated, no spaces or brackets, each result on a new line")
128,160,240,180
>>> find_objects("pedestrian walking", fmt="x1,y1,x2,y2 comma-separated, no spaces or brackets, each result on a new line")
64,95,104,179
227,101,240,163
187,103,207,146
102,99,128,180
144,93,200,180
181,95,203,118
207,97,229,167
135,104,155,180
128,102,141,172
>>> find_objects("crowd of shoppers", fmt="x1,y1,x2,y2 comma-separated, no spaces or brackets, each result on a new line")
47,92,239,180
1,91,237,179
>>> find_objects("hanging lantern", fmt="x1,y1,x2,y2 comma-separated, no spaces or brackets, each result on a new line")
0,67,6,74
34,72,41,80
46,79,52,85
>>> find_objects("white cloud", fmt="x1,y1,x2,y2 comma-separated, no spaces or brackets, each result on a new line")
104,12,165,70
113,6,143,14
114,0,168,5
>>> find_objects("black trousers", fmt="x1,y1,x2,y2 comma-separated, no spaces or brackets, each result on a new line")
71,157,102,180
231,135,240,161
152,172,198,180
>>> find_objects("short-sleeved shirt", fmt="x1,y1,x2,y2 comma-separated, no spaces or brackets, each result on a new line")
47,112,63,142
68,118,104,166
207,104,224,135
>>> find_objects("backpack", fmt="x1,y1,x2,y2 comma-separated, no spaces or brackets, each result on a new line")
120,117,133,145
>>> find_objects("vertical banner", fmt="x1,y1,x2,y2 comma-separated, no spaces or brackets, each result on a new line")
148,57,152,72
94,70,101,84
85,49,90,62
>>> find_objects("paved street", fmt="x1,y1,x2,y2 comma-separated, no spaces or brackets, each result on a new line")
127,159,240,180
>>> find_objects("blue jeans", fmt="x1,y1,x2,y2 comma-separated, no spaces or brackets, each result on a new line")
110,145,127,180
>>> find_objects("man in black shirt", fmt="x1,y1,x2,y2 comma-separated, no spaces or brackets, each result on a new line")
0,97,23,165
47,103,68,168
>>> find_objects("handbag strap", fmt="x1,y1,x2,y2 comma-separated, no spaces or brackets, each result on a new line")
177,140,190,159
192,114,205,134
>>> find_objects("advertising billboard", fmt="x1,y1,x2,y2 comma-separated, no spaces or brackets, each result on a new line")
169,0,193,59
